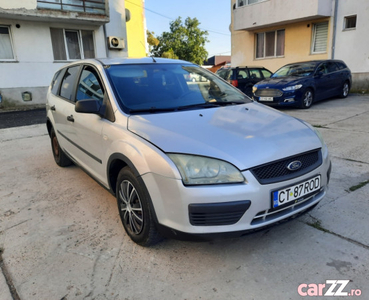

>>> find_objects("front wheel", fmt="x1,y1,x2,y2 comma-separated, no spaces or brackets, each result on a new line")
340,81,350,98
116,167,162,246
300,88,314,109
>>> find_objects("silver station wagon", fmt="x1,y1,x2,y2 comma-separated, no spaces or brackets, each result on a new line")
46,58,332,246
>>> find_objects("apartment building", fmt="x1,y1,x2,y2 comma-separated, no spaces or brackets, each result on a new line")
231,0,369,91
0,0,147,107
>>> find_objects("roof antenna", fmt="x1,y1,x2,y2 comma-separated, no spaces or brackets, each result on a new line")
151,56,157,63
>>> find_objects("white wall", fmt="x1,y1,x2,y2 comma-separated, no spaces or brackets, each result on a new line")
1,20,106,89
0,0,36,9
334,0,369,74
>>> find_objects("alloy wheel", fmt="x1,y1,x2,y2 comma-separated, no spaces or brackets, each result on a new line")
118,180,144,235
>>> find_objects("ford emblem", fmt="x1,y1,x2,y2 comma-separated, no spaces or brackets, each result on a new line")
287,160,302,171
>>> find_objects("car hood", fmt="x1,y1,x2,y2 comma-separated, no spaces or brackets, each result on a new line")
127,103,322,170
255,76,304,88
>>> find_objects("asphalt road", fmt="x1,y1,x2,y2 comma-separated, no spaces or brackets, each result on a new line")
0,109,46,129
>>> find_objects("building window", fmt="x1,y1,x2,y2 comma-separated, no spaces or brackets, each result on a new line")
238,0,265,7
256,29,285,59
37,0,106,14
311,22,328,54
0,26,15,60
50,28,95,61
344,15,357,30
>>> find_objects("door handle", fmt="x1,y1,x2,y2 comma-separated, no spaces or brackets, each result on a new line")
50,105,56,111
67,115,74,122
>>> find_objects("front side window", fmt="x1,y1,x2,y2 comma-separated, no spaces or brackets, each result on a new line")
0,26,15,60
77,67,104,102
106,64,250,112
256,29,285,59
50,28,95,61
311,22,328,54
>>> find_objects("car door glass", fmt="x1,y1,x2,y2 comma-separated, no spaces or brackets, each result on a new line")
317,64,328,74
261,69,272,78
326,62,339,73
249,69,262,79
60,66,80,101
237,70,248,79
76,67,104,103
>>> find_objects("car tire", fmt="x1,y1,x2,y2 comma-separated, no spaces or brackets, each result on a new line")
116,167,162,246
300,88,314,109
50,127,72,167
340,81,350,98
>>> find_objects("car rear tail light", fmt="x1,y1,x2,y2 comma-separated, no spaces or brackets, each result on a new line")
230,80,238,87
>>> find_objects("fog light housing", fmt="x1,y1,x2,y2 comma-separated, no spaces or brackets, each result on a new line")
284,98,295,103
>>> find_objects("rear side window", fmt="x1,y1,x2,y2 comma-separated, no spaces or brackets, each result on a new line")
249,69,262,79
60,66,80,101
326,62,339,73
51,70,63,95
236,69,248,79
217,69,230,80
337,62,347,70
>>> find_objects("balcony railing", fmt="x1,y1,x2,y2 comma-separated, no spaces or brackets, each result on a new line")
237,0,266,7
37,0,106,15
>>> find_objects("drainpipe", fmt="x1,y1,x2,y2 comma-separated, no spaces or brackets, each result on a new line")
331,0,338,59
103,24,109,58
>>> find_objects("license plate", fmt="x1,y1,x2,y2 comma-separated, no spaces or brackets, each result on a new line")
260,97,273,101
272,175,321,208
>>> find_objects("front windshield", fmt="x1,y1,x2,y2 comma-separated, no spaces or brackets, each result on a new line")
272,62,316,78
106,63,251,112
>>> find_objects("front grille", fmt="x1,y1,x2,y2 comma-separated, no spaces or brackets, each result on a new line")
189,200,251,226
250,149,322,184
255,89,283,97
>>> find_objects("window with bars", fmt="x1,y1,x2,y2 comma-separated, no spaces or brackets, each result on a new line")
311,22,328,54
0,26,15,60
37,0,105,14
255,29,285,59
344,15,357,30
50,28,95,61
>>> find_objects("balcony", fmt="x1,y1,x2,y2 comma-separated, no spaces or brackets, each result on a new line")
37,0,106,15
234,0,332,31
0,0,109,25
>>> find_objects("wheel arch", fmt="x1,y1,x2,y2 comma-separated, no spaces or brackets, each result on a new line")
107,153,160,225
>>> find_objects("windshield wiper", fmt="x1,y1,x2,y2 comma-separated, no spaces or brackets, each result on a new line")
177,102,220,110
129,107,177,114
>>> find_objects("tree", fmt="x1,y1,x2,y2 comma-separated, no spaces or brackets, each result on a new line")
151,17,209,65
146,30,159,55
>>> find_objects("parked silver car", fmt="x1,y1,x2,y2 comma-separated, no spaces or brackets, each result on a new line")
46,57,331,246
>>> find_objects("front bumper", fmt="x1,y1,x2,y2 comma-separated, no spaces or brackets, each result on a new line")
141,150,331,237
254,89,304,107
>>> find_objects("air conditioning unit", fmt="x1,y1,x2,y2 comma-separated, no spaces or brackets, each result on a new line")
108,36,125,50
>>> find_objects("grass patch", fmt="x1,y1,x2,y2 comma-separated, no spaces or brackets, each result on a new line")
349,180,369,192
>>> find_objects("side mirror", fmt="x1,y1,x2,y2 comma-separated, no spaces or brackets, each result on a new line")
75,99,101,114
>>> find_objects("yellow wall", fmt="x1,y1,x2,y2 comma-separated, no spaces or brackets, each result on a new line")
231,17,331,72
125,0,147,57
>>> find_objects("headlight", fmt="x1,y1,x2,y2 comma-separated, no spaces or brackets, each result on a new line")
283,84,302,91
252,86,257,94
167,154,245,185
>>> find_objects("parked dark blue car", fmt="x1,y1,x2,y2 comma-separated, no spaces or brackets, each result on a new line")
252,60,352,109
